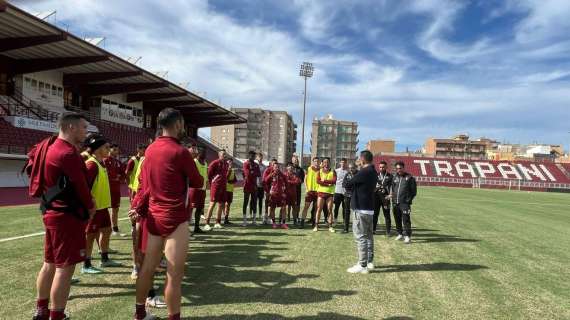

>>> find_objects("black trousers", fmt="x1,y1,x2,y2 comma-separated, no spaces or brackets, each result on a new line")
333,193,344,221
373,192,391,233
255,187,265,215
194,207,203,231
393,203,412,236
343,196,351,231
243,191,257,216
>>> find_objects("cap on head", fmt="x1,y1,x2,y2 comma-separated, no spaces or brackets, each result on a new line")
84,133,107,152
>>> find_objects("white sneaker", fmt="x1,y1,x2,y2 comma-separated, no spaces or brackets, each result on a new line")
404,236,411,244
112,231,121,237
203,224,212,231
130,269,138,280
252,217,257,226
395,234,403,241
200,215,206,221
146,296,167,309
313,226,318,232
347,264,369,274
242,218,248,227
214,223,223,229
367,262,375,270
329,227,336,233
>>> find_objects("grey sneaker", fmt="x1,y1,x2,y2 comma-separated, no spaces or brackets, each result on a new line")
81,266,103,274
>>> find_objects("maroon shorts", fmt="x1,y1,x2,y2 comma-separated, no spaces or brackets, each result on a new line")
146,214,189,237
85,209,111,234
304,191,318,203
189,189,206,209
225,191,234,204
286,193,298,206
269,193,287,208
43,213,86,268
210,185,226,203
137,217,149,254
318,192,333,200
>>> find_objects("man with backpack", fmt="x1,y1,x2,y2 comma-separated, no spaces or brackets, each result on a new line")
29,112,96,320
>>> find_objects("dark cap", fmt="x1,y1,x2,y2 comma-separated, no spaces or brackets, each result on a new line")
84,134,108,152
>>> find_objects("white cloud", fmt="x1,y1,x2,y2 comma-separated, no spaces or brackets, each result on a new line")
11,0,570,151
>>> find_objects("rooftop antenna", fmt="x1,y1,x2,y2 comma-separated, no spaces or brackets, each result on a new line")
154,71,169,79
84,37,106,47
123,56,142,65
34,10,56,21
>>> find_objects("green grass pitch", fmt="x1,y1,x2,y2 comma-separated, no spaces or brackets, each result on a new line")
0,187,568,319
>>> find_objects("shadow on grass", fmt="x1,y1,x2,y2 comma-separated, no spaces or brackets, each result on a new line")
183,233,356,306
377,262,488,273
198,229,307,237
183,312,367,320
412,233,480,243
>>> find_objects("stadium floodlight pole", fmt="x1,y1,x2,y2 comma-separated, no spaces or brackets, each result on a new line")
299,62,314,167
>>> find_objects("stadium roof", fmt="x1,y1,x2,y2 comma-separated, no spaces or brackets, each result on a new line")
0,1,246,128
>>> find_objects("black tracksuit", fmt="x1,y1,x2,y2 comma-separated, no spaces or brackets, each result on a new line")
373,171,393,233
341,169,358,232
391,172,417,237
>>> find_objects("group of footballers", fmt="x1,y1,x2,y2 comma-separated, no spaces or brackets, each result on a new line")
29,107,417,320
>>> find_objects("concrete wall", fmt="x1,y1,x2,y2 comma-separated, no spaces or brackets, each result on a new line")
21,70,65,111
0,158,28,187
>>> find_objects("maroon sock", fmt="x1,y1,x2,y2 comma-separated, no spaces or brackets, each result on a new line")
169,313,181,320
36,298,49,314
49,310,65,320
135,303,146,319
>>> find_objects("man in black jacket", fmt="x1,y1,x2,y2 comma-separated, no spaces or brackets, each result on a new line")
389,161,417,244
345,151,377,274
291,155,305,225
373,161,393,235
341,163,358,233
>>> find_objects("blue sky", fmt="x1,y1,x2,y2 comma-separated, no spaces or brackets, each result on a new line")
16,0,570,153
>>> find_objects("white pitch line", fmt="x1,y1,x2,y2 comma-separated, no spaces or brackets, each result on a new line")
0,232,46,243
0,194,249,243
0,217,132,243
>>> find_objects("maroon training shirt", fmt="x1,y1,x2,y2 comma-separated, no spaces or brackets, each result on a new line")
135,136,202,235
42,138,94,223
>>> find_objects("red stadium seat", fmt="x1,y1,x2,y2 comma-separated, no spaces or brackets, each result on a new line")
373,154,570,192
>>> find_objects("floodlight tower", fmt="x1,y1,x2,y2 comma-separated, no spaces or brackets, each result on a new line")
299,62,314,166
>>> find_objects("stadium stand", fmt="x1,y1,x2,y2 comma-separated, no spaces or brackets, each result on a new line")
0,2,246,205
375,155,570,192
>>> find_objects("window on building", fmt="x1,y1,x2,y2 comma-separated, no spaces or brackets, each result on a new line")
38,82,45,93
31,79,37,89
52,85,57,96
57,87,63,97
